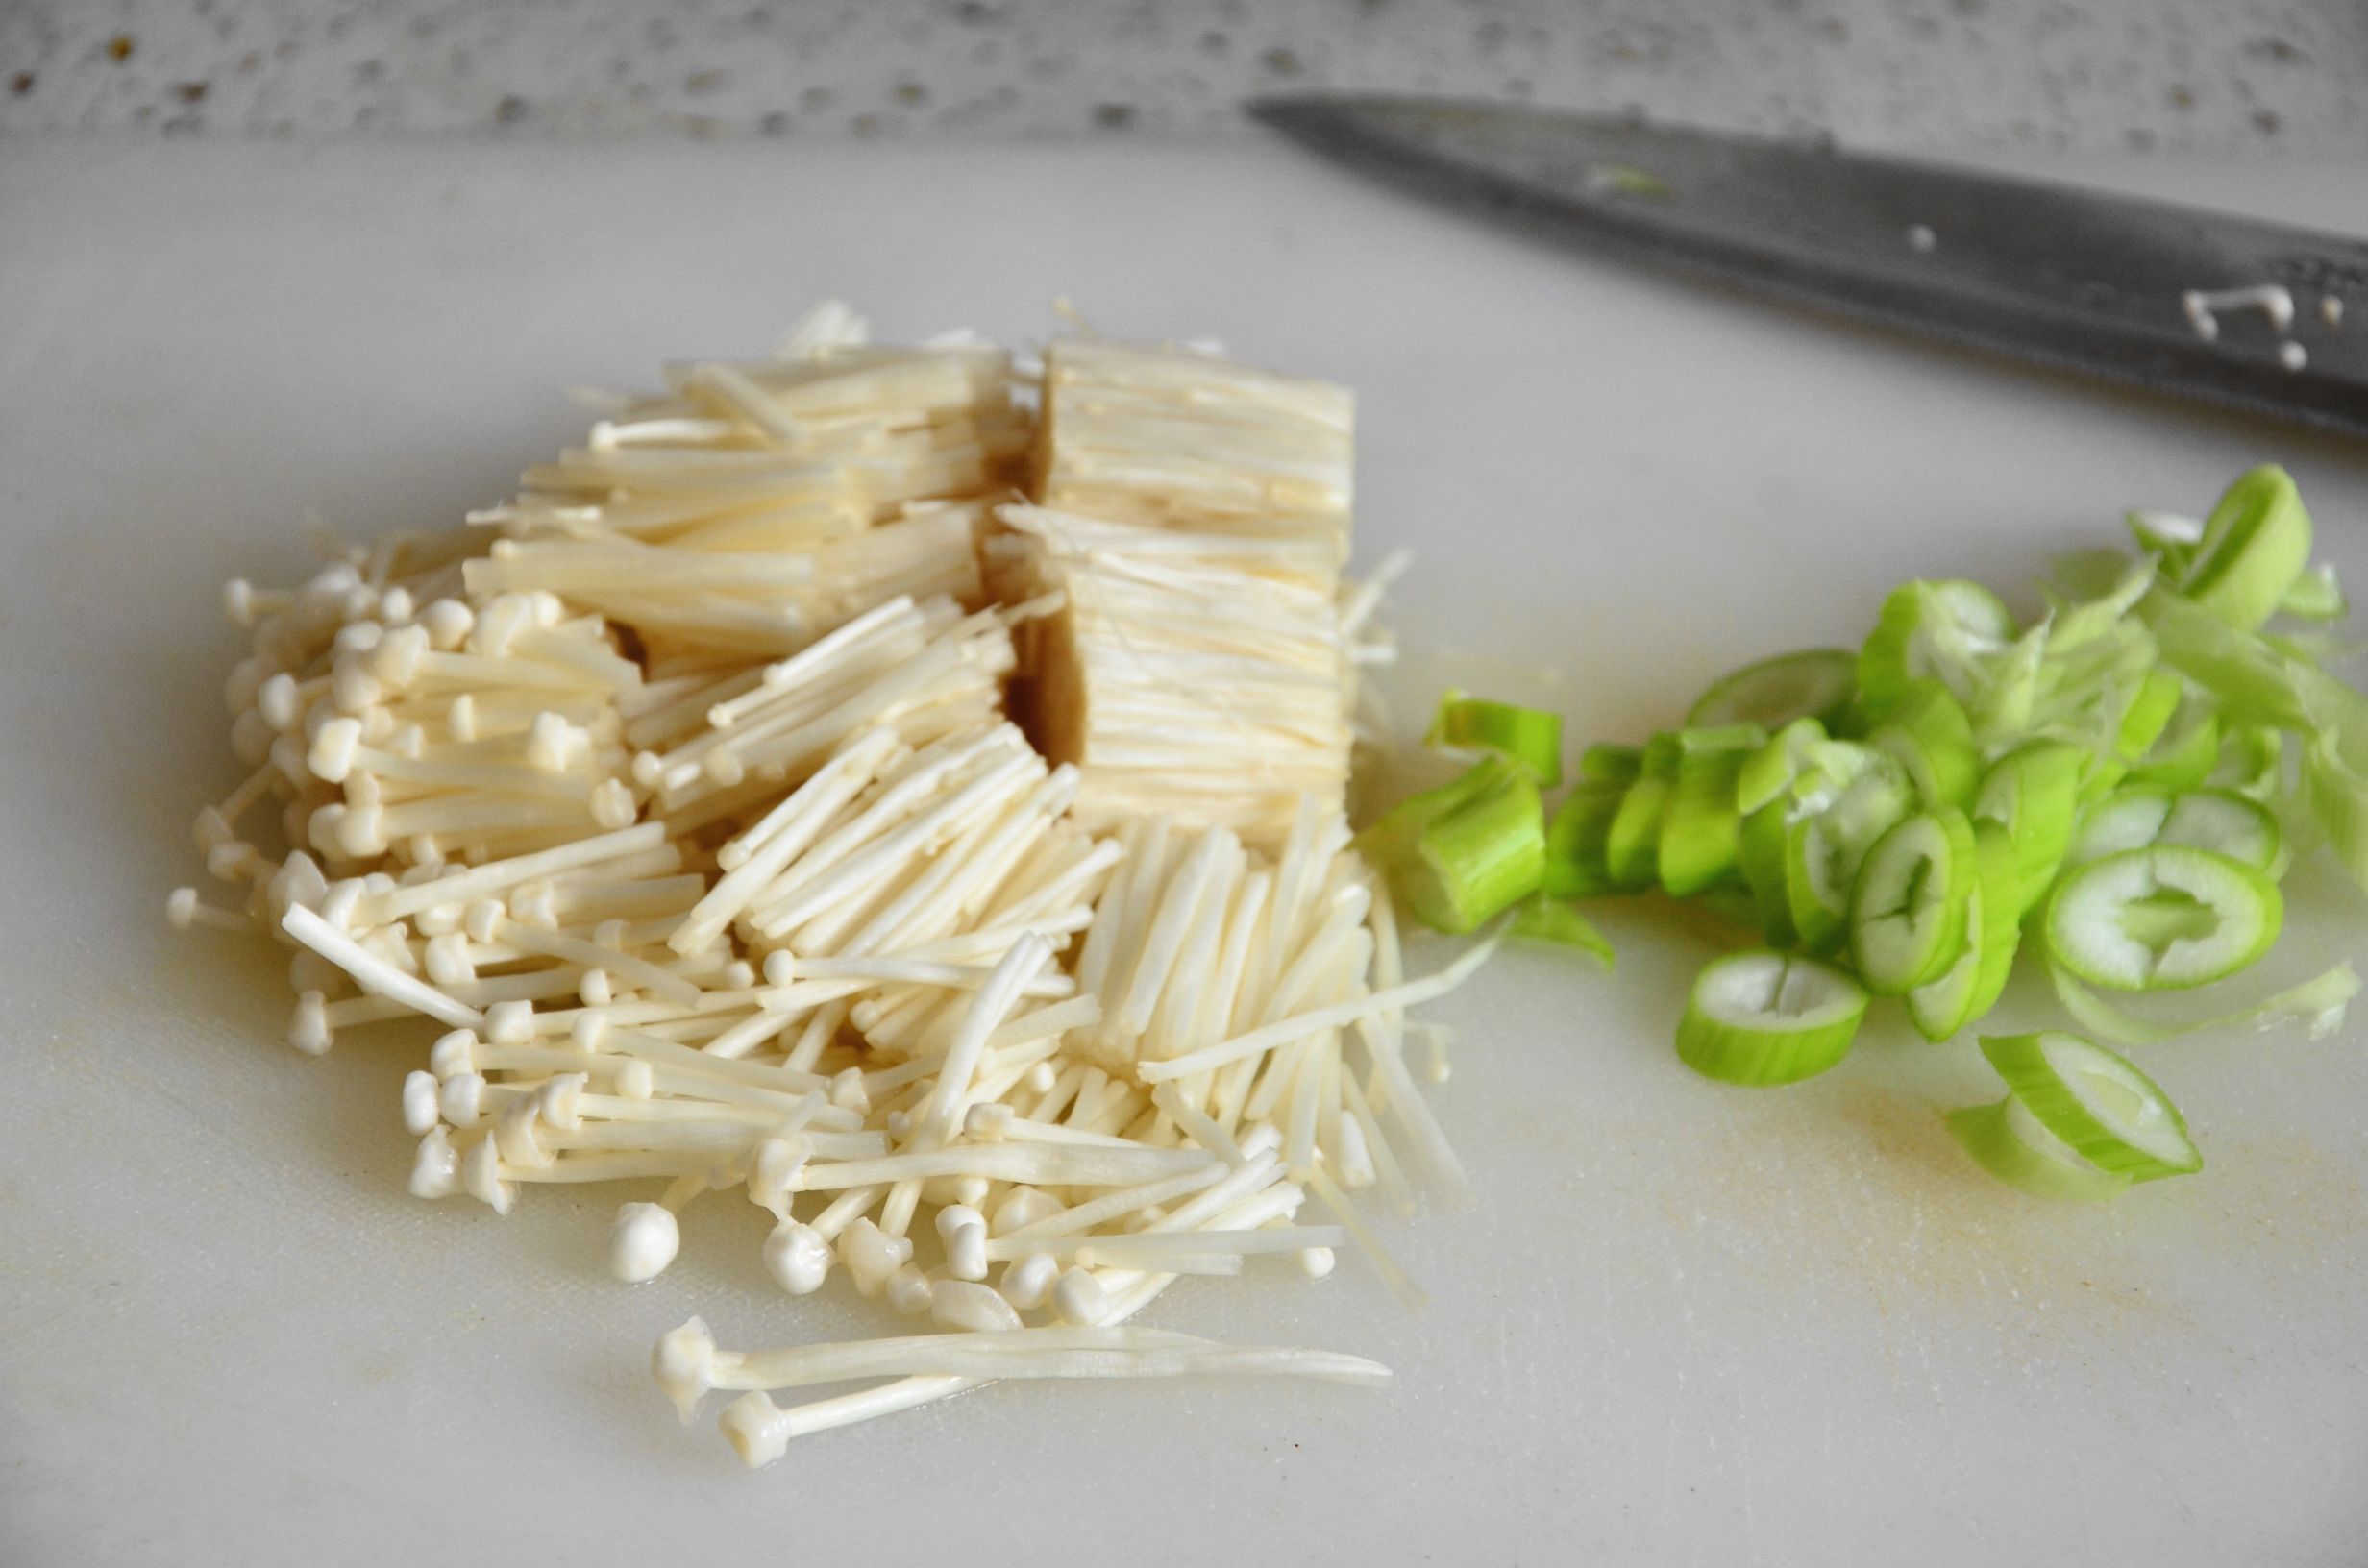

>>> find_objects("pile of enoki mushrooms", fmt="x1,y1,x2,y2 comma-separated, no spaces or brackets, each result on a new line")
174,305,1496,1465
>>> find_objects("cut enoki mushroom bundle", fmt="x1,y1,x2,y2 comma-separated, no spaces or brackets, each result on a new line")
171,302,1492,1464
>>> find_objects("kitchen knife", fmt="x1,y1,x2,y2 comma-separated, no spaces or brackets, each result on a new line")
1251,95,2368,438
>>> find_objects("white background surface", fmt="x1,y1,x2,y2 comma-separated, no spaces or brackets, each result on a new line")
2,135,2365,1566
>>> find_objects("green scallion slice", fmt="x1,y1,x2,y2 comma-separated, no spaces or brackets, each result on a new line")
2143,587,2310,730
2044,845,2282,992
1906,819,2021,1041
2124,686,2220,792
1510,894,1615,968
2049,556,2159,653
1859,579,2016,721
2206,723,2283,799
1738,801,1795,945
1426,691,1565,786
1945,1096,2135,1202
1870,678,1981,810
1979,1031,2203,1181
2180,463,2313,633
2046,955,2358,1046
1579,742,1644,786
1542,780,1626,900
1848,806,1979,994
1658,725,1764,897
2065,787,2283,877
1604,735,1680,892
1970,622,2051,743
2126,508,2203,573
2280,562,2346,623
1781,745,1916,955
1736,717,1829,816
1676,950,1868,1087
1362,756,1545,935
1686,649,1859,733
2111,667,2186,765
1972,740,2084,918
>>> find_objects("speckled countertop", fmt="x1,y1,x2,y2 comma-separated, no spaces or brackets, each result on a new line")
2,0,2362,151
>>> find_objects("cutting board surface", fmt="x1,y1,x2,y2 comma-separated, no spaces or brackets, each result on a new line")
3,136,2365,1567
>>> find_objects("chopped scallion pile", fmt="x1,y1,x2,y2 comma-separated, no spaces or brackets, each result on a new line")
1370,463,2363,1202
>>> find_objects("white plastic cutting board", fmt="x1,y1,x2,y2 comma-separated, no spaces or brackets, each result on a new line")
4,136,2365,1568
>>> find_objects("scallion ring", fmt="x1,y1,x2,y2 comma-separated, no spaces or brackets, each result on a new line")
1781,745,1915,956
1869,678,1981,810
1686,649,1859,733
1509,894,1615,968
1945,1095,2135,1202
1978,1031,2203,1182
1972,739,2084,918
1907,820,2021,1041
2180,463,2313,633
1426,691,1564,786
2043,845,2282,992
1858,579,2016,722
1658,725,1765,897
1603,734,1679,892
1362,756,1546,935
1675,950,1868,1087
1847,807,1978,995
2046,955,2358,1046
2064,787,2283,878
1579,742,1643,786
1542,780,1626,900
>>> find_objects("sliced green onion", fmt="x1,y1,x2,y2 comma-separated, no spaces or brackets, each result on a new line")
2279,562,2346,623
2065,787,2282,877
1579,743,1643,786
1658,726,1764,897
1869,678,1980,809
2059,663,2188,807
1907,820,2020,1041
1604,735,1678,892
2044,845,2282,992
2048,556,2158,653
2181,463,2312,633
2303,730,2368,891
2267,626,2359,669
1979,1031,2203,1181
1781,745,1915,955
1738,801,1796,945
1848,807,1978,994
2029,619,2161,769
2112,668,2184,763
1970,621,2050,743
1510,894,1614,968
2126,508,2203,572
1859,579,2016,722
2124,686,2219,791
2047,955,2358,1045
1972,740,2084,918
1676,950,1868,1087
1945,1096,2134,1203
1542,781,1626,900
1686,649,1859,733
2142,588,2309,730
1736,717,1829,816
1426,691,1564,787
2288,663,2368,890
2206,723,2283,800
1363,756,1544,935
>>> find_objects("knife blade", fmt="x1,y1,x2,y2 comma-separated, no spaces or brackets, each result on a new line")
1250,95,2368,438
